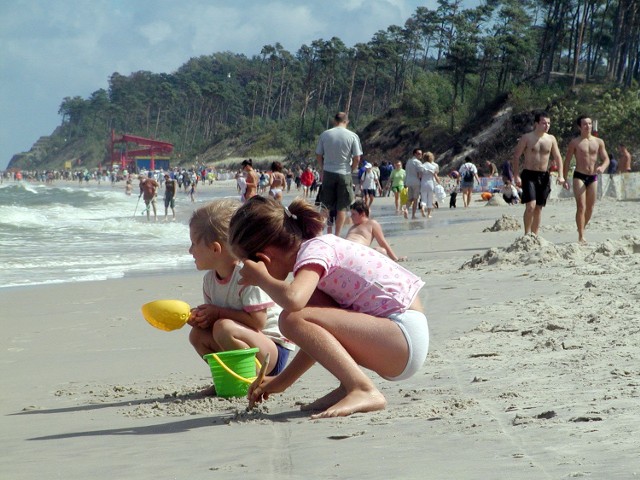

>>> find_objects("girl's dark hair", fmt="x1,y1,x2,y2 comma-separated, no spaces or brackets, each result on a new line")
271,161,283,172
241,158,253,168
228,196,325,260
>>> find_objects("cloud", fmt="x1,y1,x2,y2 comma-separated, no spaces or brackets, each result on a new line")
0,0,453,169
139,21,173,46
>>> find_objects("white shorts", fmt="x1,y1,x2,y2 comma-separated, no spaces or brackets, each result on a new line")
384,310,429,381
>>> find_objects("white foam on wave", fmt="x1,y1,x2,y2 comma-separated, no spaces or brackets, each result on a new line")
0,183,194,289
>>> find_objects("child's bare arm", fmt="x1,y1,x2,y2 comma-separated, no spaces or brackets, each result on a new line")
188,303,266,330
213,305,267,330
371,221,403,262
239,258,322,312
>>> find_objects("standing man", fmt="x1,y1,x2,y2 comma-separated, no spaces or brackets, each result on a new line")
617,144,632,173
403,148,423,219
512,111,564,236
316,112,363,237
563,115,610,243
139,174,159,222
163,173,178,221
379,160,393,197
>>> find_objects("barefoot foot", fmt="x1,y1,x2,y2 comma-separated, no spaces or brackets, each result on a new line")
301,386,346,411
310,389,387,419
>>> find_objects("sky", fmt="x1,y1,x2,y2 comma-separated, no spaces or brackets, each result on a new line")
0,0,477,170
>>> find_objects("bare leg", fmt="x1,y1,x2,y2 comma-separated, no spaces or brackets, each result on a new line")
463,188,471,207
523,200,536,234
334,210,347,237
531,205,543,235
572,179,588,243
583,181,598,232
189,326,220,360
212,319,280,372
279,307,409,418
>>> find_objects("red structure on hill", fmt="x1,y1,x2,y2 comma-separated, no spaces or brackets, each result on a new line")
109,129,173,171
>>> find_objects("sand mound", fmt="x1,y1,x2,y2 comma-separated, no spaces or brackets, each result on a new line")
486,195,507,206
461,234,640,269
483,214,521,232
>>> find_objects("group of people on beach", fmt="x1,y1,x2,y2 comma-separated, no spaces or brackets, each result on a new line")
173,109,616,419
408,110,613,245
236,161,325,204
511,111,610,244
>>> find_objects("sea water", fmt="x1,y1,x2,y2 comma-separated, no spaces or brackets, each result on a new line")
0,180,222,289
0,179,487,290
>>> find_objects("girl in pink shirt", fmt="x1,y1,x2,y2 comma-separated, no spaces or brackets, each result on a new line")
228,196,429,419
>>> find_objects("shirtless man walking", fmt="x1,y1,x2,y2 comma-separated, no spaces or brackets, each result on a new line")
511,111,564,236
139,174,159,222
563,115,610,243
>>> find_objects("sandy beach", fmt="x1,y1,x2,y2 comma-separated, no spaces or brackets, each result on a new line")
2,184,639,479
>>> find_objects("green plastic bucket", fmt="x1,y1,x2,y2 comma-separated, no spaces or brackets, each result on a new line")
203,348,260,398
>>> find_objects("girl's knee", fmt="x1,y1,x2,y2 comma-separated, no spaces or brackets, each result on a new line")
278,310,304,337
188,326,208,347
212,318,236,338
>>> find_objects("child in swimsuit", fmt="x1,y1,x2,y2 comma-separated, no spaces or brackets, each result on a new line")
228,196,429,419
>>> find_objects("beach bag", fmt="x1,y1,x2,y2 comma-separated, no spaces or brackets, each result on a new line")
435,184,447,202
399,186,409,205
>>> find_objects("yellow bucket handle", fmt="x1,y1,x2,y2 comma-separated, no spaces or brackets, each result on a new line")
211,353,262,385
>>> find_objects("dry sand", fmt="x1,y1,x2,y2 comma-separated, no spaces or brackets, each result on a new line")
1,189,639,479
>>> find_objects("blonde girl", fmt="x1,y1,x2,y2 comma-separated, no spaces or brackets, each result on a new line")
187,199,294,385
228,196,429,419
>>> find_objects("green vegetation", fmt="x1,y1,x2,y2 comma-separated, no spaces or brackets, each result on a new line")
9,0,640,172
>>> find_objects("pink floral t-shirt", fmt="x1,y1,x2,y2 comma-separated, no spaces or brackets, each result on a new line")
294,235,424,317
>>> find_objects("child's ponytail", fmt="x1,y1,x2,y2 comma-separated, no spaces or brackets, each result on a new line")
229,196,325,260
287,198,325,240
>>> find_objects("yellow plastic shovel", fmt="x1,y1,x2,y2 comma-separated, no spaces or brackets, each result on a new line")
141,299,191,331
